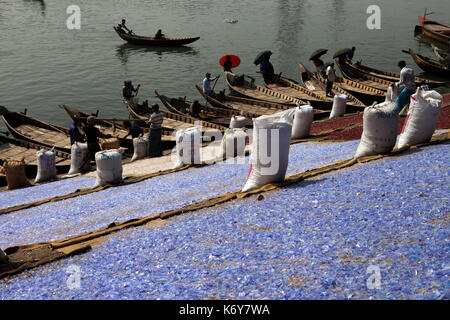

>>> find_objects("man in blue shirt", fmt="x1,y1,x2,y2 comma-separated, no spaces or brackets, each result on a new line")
260,57,275,84
124,121,143,139
69,116,83,145
202,73,220,96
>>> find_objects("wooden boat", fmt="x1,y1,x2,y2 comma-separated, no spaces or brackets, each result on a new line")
126,96,230,131
406,48,450,78
59,104,174,151
113,26,200,46
338,57,445,88
224,72,304,105
418,15,450,45
431,44,448,63
296,64,367,110
195,84,330,120
299,63,385,104
1,107,72,153
0,134,71,180
154,91,230,130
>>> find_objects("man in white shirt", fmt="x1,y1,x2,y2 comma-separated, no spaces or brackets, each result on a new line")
395,60,416,113
146,103,164,157
202,73,220,96
325,63,336,97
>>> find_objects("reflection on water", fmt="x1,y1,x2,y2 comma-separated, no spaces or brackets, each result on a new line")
115,43,199,65
23,0,46,16
415,34,450,52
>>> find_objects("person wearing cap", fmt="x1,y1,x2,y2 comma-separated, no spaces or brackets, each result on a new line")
395,60,416,113
123,80,141,108
202,73,220,97
146,103,164,157
81,116,108,161
69,115,84,145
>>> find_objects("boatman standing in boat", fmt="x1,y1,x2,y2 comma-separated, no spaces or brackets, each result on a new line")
116,19,132,34
202,73,220,97
325,63,336,97
260,55,275,84
346,47,356,62
394,60,416,113
123,80,141,108
146,103,164,157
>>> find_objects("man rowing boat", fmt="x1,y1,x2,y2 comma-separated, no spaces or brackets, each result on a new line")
123,80,141,108
116,19,132,35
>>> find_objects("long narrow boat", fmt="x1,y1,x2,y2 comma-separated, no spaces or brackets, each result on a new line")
0,134,71,179
406,48,450,78
59,104,174,151
418,15,450,45
1,107,72,153
339,58,445,88
154,91,229,130
113,27,200,46
299,63,385,104
195,85,331,120
224,72,304,105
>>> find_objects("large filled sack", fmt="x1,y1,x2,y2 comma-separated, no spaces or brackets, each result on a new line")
4,158,31,190
68,142,91,175
93,150,123,188
354,101,398,158
229,116,247,129
221,128,248,158
397,89,442,149
131,137,148,162
385,84,401,102
292,104,314,139
329,94,347,119
99,137,120,151
242,117,292,192
35,149,57,183
172,127,202,169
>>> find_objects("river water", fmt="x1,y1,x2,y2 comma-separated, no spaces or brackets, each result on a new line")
0,0,449,130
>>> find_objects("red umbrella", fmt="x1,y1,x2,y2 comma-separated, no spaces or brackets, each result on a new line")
219,54,241,68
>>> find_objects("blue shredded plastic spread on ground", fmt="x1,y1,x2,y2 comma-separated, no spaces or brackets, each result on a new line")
0,141,359,248
0,142,448,299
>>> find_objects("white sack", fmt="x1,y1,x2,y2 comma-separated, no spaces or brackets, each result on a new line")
93,150,123,188
329,94,347,119
68,142,91,175
173,127,202,169
242,117,292,192
397,89,442,148
35,149,57,183
221,128,248,158
229,116,247,129
292,104,314,139
385,85,401,103
131,137,148,162
354,101,398,158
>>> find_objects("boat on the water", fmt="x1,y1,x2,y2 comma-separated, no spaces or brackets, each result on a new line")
405,48,450,78
154,91,230,130
0,134,71,182
195,84,330,120
224,72,304,105
337,57,445,88
113,26,200,46
418,14,450,45
298,63,385,104
1,107,72,153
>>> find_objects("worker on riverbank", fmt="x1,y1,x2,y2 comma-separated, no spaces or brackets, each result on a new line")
325,63,336,97
146,103,164,157
69,115,84,145
82,116,110,161
395,60,416,113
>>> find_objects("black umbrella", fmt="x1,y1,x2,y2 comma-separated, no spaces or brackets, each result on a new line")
333,48,350,59
254,50,272,65
309,49,328,61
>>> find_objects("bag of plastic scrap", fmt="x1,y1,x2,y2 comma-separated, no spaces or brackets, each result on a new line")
4,157,31,190
35,149,57,183
99,137,120,151
229,115,247,129
242,116,292,192
397,89,442,149
68,142,91,175
172,127,201,169
354,101,398,158
329,94,347,119
93,150,123,188
292,103,314,139
131,137,148,162
221,128,248,158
